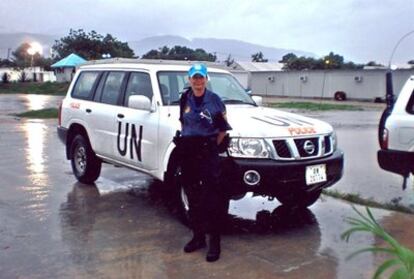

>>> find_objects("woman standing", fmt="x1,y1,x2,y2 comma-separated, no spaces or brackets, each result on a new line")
177,63,231,262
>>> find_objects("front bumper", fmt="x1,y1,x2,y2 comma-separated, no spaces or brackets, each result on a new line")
378,149,413,176
221,149,344,197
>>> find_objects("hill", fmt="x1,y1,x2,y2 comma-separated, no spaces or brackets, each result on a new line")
0,33,315,62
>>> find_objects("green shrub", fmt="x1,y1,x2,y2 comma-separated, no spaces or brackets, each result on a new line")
2,72,10,83
342,206,414,278
18,71,30,82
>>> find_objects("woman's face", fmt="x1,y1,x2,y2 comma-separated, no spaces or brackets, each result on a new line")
189,74,207,93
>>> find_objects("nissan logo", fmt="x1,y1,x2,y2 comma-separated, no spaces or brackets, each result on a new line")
303,140,315,155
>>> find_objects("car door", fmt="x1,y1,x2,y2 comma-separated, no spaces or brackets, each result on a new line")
115,71,159,170
89,71,127,159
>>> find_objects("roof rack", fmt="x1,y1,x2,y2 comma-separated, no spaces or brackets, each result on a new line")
83,58,228,68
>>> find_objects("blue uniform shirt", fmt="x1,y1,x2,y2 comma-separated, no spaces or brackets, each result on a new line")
181,89,232,137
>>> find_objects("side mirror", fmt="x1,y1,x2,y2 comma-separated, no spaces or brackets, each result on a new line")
128,95,154,111
245,88,252,95
252,95,263,106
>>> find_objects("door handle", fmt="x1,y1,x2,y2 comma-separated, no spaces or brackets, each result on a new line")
86,108,92,113
117,113,125,119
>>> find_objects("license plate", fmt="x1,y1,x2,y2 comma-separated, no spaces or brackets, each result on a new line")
306,164,327,185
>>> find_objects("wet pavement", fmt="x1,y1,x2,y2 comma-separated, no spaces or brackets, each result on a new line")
1,94,414,278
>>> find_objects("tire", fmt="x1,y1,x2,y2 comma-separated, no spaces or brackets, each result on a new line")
334,91,346,101
70,134,101,184
276,189,321,208
165,158,190,224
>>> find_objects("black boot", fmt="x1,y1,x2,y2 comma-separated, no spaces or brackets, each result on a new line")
206,234,221,262
183,233,206,253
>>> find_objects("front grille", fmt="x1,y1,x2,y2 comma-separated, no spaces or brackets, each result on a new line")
294,137,319,157
270,134,332,160
273,140,291,158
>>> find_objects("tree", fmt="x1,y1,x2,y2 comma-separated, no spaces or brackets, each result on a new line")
52,29,135,60
11,43,53,70
280,51,362,70
322,52,344,69
224,54,235,67
0,58,15,67
251,51,268,62
141,45,216,62
279,53,297,64
12,43,41,68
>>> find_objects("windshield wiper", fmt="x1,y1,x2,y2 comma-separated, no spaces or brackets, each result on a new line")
169,100,180,105
223,99,254,105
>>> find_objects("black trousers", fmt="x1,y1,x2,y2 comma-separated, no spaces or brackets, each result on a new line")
179,136,225,235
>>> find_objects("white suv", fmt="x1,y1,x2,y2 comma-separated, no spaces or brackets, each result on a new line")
57,59,343,211
378,75,414,185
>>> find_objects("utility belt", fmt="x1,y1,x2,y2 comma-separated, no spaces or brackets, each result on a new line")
180,135,217,146
173,131,230,154
174,133,218,156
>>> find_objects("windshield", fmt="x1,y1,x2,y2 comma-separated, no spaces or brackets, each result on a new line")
157,71,255,106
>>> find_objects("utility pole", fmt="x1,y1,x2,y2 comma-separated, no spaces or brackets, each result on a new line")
7,48,11,60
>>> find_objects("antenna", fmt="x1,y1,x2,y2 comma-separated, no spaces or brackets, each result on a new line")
385,30,414,110
387,30,414,69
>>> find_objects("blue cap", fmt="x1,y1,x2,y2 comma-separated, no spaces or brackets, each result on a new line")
188,63,207,78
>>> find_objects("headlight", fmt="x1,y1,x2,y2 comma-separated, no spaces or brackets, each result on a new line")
228,138,271,158
331,131,337,151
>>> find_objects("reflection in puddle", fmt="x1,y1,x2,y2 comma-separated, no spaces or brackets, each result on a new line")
229,193,279,220
23,94,51,111
59,182,325,277
21,120,49,220
58,175,400,278
315,200,393,279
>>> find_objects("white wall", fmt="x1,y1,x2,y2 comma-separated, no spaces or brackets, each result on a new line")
0,67,56,82
54,67,76,83
249,69,414,101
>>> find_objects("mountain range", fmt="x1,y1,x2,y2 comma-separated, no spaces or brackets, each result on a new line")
0,33,315,62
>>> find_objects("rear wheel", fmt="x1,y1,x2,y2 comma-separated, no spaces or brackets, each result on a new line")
276,189,321,208
70,134,101,184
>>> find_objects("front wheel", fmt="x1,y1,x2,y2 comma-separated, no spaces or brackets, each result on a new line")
166,157,230,225
165,159,190,224
70,134,101,184
276,189,321,208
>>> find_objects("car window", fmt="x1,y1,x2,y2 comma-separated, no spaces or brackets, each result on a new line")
157,72,188,104
124,72,153,106
157,71,254,105
71,71,100,100
100,72,126,105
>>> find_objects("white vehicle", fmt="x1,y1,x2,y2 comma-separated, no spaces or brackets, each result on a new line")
57,59,343,212
378,75,414,186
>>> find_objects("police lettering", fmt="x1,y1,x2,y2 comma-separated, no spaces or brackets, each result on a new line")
288,127,316,135
117,121,143,162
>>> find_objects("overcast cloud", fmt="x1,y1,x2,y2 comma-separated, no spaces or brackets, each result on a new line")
0,0,413,64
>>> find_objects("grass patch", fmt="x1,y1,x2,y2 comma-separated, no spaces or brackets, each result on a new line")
268,102,363,111
323,189,414,214
0,82,69,95
15,108,58,119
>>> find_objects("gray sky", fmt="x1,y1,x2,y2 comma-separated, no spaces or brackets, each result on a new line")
1,0,413,64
